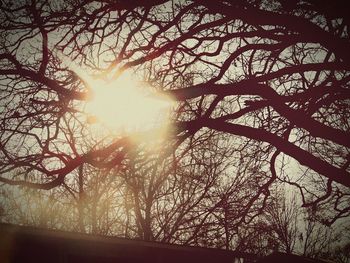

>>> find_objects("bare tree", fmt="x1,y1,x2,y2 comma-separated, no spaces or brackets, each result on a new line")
0,0,349,252
235,187,349,260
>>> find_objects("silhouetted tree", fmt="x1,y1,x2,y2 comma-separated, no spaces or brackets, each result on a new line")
0,0,349,242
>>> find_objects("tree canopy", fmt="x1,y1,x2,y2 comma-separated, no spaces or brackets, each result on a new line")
0,0,349,250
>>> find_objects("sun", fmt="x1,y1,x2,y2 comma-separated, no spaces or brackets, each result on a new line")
85,71,173,133
54,51,172,134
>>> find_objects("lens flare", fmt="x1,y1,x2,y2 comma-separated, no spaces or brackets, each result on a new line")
86,72,173,132
55,51,173,135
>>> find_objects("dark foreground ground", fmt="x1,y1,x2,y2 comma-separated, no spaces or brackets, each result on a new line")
0,223,326,263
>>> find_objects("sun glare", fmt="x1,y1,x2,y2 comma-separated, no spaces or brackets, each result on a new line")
55,51,173,135
85,71,173,133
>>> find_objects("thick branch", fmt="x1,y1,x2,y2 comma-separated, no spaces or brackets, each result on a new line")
181,118,350,188
169,80,350,148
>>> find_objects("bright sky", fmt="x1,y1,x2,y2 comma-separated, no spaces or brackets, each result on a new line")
86,72,173,133
56,51,173,135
